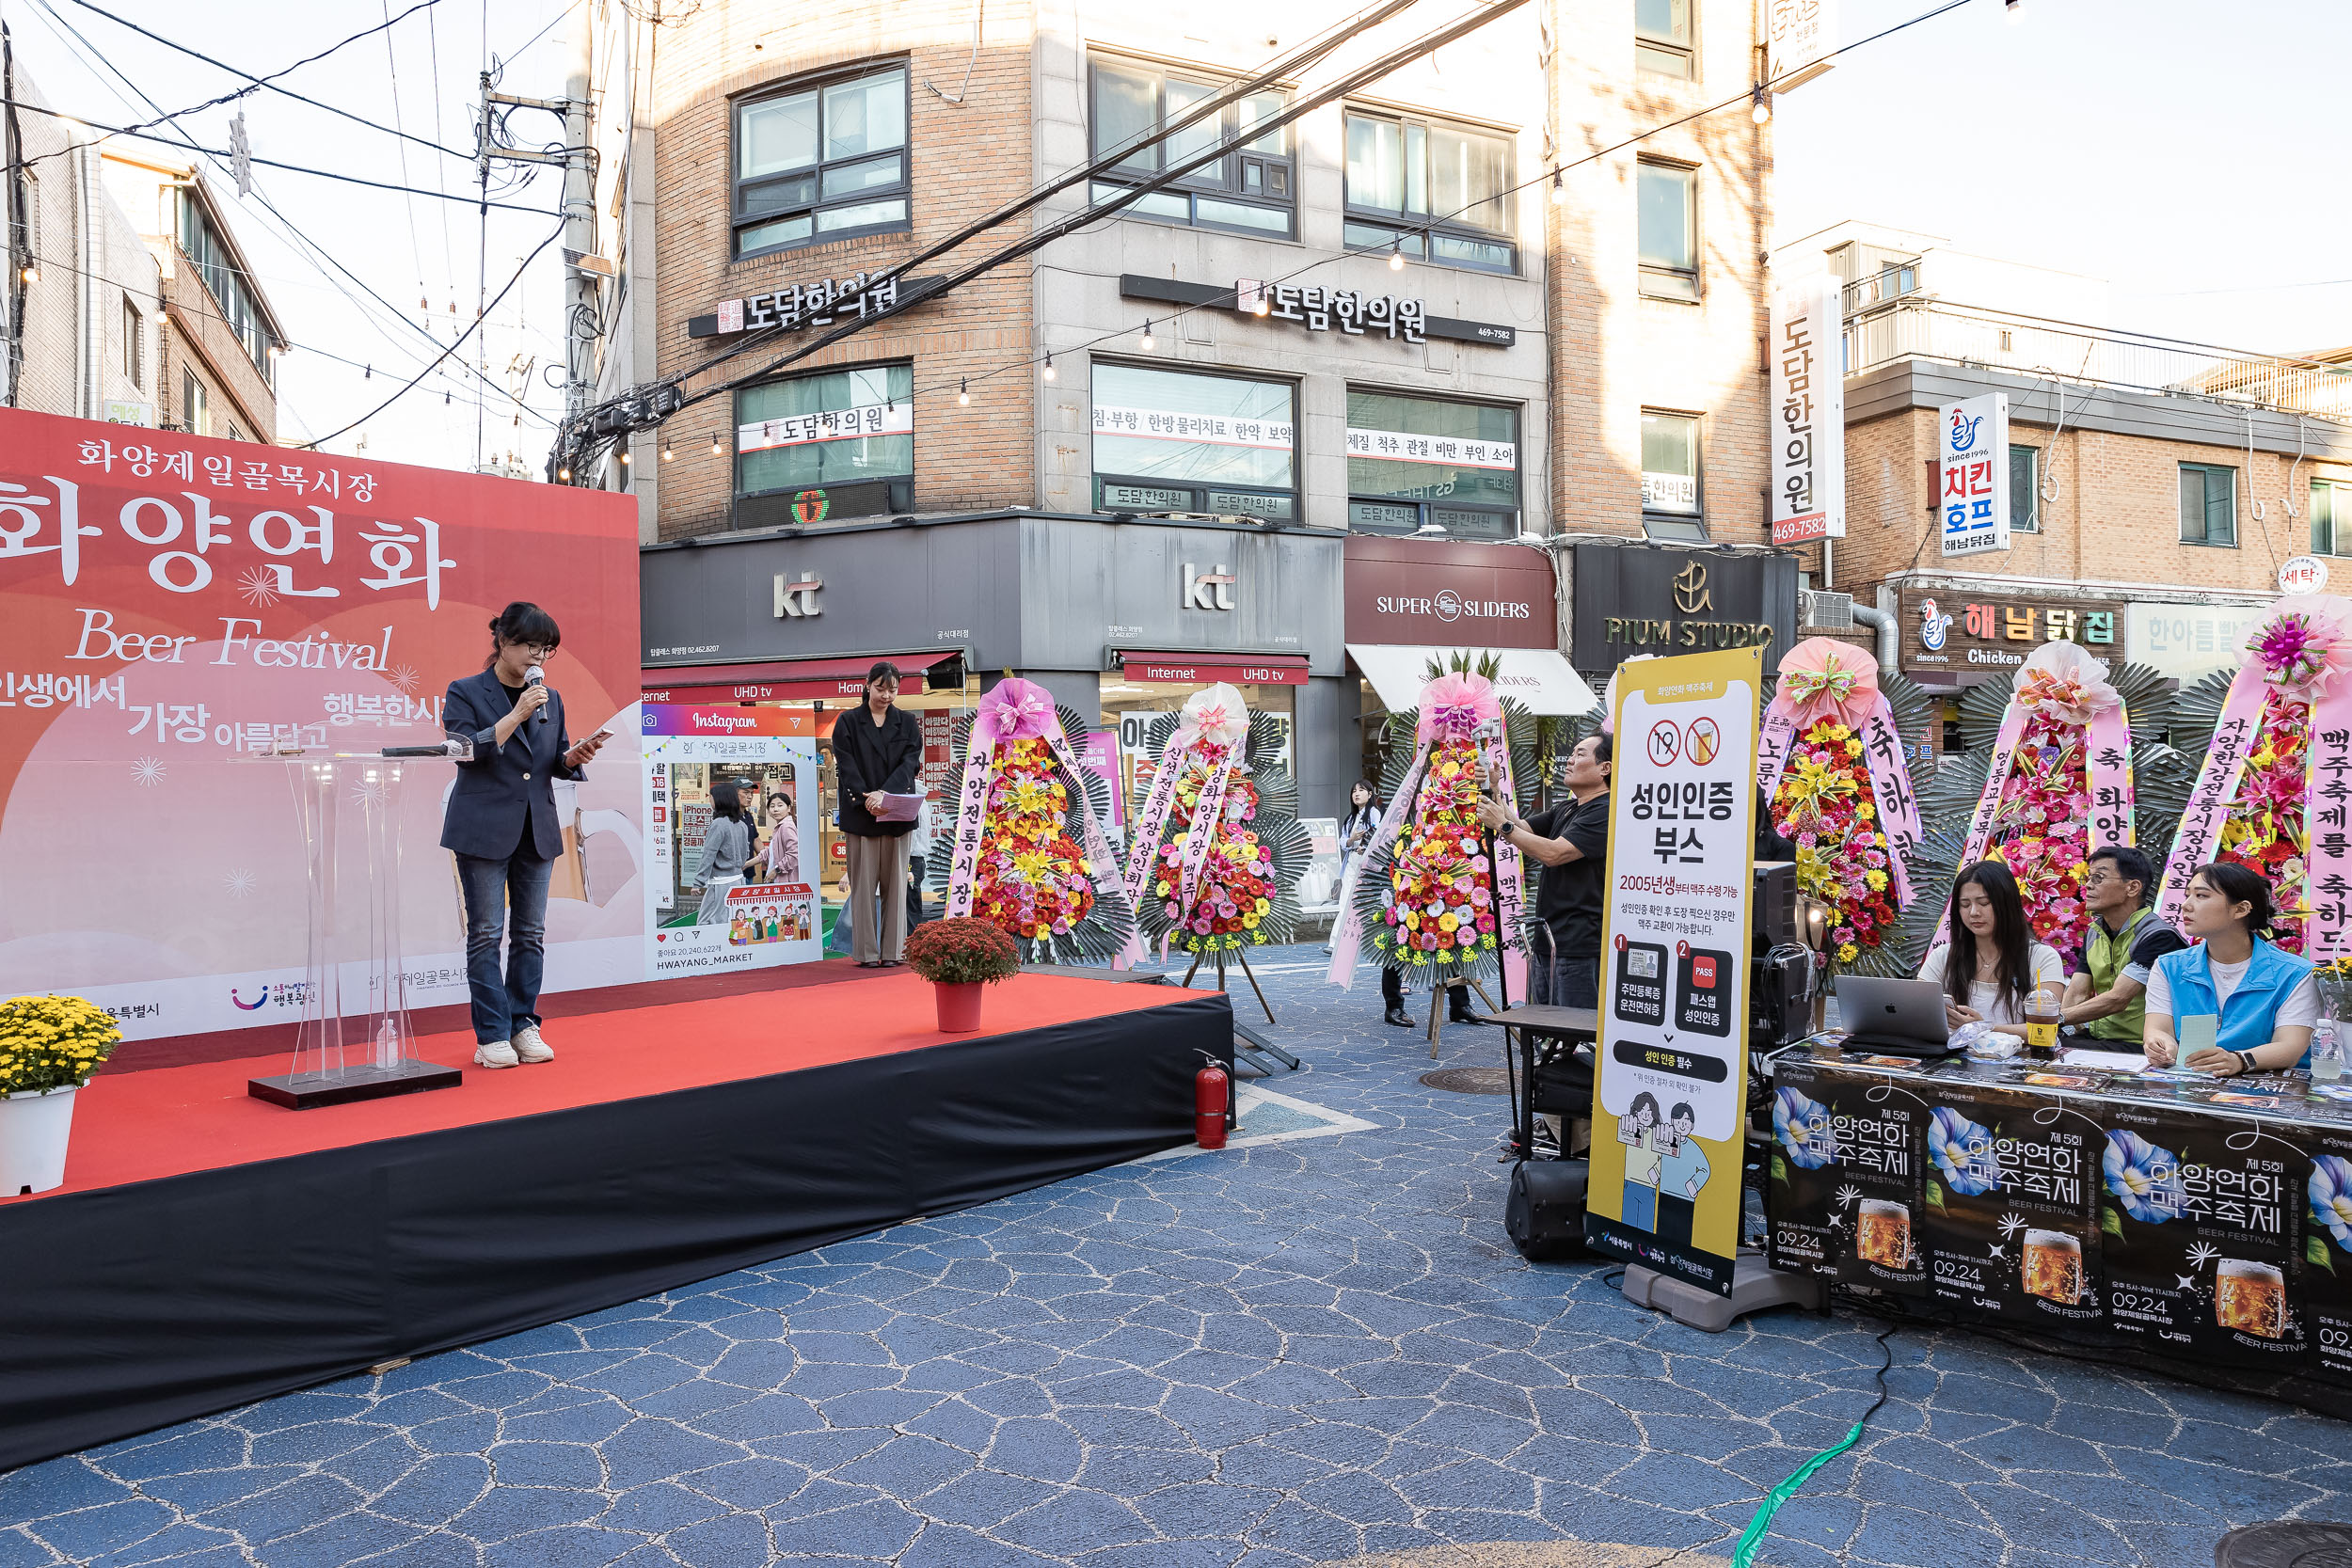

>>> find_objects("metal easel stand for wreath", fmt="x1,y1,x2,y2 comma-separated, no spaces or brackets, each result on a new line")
1175,945,1301,1075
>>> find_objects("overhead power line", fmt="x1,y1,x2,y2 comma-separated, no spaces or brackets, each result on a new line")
13,0,556,425
0,96,549,211
300,223,565,449
51,0,472,160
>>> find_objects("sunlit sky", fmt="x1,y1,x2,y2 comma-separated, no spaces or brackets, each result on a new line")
8,0,2344,477
1772,0,2352,356
8,0,574,469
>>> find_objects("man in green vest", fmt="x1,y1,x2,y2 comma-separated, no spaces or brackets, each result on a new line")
2061,846,2186,1044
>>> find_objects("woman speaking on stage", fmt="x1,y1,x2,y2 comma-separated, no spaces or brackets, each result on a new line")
440,602,609,1069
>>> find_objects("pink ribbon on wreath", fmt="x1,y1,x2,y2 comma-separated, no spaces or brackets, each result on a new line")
1327,738,1433,990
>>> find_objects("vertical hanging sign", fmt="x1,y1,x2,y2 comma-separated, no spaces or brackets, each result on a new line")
1770,275,1846,546
1585,647,1760,1296
1938,392,2011,557
1767,0,1839,90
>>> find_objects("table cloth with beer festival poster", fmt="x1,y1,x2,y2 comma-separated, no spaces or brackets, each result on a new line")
1764,1044,2352,1384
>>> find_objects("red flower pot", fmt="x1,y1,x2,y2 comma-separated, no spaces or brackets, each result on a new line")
933,981,985,1033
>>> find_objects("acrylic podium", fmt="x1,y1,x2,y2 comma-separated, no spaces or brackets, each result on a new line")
243,746,466,1109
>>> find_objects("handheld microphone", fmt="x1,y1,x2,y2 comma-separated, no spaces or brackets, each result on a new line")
525,664,548,723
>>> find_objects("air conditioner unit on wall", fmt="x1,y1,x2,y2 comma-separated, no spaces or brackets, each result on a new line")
1803,590,1854,631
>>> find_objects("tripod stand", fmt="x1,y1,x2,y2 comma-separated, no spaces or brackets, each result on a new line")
1178,943,1276,1024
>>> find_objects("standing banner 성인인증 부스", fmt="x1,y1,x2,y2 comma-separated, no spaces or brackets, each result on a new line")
1585,647,1760,1296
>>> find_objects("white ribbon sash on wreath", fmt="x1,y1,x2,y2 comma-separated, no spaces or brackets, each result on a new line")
942,730,1001,922
1325,738,1433,990
1120,747,1191,913
2309,703,2352,960
1474,725,1533,1000
1754,692,1922,907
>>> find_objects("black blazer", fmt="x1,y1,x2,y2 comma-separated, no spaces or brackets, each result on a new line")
439,669,585,861
834,704,922,837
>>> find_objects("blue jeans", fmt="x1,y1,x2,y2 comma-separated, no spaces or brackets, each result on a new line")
1529,927,1601,1010
455,849,553,1045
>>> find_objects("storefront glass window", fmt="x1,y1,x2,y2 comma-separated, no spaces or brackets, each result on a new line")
736,362,914,516
1344,390,1519,538
1640,410,1700,516
1104,673,1295,834
1092,362,1297,521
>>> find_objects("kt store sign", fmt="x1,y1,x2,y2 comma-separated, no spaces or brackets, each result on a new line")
1342,534,1555,648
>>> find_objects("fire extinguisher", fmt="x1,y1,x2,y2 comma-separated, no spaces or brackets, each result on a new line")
1194,1053,1231,1149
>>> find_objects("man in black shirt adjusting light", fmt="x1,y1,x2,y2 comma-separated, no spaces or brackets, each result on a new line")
1478,732,1611,1010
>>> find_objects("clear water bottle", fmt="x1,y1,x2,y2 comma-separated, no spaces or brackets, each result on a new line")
374,1017,400,1071
2313,1018,2344,1085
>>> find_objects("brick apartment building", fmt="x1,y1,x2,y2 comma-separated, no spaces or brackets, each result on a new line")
1777,222,2352,729
588,0,1776,830
0,62,283,441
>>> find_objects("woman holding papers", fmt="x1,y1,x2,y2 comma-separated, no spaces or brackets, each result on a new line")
2144,863,2318,1076
833,661,924,967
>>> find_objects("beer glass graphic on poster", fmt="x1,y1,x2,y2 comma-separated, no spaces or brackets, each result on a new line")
1765,1060,1929,1295
1921,1083,2104,1326
2098,1101,2305,1365
2300,1123,2352,1380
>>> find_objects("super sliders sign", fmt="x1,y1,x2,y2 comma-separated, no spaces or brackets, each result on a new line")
1585,646,1759,1297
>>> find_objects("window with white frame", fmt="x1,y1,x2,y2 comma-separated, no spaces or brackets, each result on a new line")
1637,159,1698,300
1342,110,1517,275
1635,0,1693,77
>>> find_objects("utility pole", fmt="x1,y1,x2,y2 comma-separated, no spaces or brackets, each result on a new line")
475,30,596,480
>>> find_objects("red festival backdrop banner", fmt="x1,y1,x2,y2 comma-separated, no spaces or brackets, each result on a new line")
0,408,643,1039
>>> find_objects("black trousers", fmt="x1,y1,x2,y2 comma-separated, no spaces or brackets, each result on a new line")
1380,965,1473,1017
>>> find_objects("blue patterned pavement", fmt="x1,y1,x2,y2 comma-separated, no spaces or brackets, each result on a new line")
6,946,2349,1567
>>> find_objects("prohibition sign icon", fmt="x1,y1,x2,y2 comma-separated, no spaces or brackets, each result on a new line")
1645,721,1681,768
1685,716,1722,767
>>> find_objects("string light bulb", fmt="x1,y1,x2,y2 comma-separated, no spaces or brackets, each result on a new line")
1550,170,1568,206
1751,85,1772,124
1042,354,1056,381
1140,319,1155,351
661,435,674,461
2005,0,2024,20
618,447,630,466
1389,237,1405,271
709,430,722,456
557,465,571,482
958,378,970,405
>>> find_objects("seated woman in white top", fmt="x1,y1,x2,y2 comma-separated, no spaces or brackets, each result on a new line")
1916,860,2066,1039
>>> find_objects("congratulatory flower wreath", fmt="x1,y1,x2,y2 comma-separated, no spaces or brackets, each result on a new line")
1756,638,1931,976
931,678,1135,964
1328,664,1538,997
2164,594,2352,958
1121,684,1311,958
1908,641,2192,968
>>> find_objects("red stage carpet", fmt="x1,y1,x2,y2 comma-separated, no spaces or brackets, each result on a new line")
7,969,1200,1203
0,968,1231,1470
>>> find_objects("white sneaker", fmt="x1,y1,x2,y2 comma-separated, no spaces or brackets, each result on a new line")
473,1038,518,1069
513,1024,553,1064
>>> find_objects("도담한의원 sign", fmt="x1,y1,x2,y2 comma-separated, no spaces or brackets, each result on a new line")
1586,646,1760,1296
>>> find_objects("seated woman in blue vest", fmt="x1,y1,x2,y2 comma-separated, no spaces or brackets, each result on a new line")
2143,862,2319,1075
